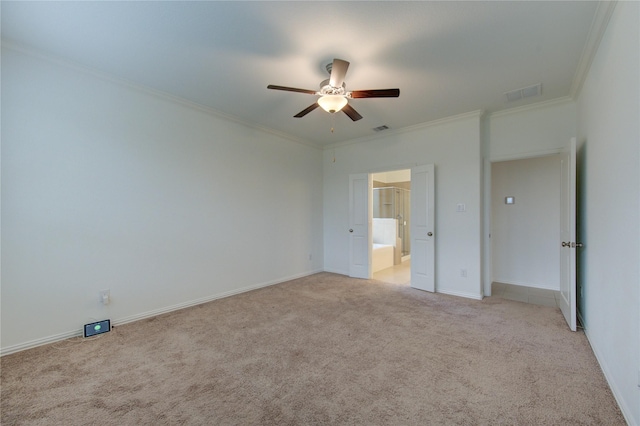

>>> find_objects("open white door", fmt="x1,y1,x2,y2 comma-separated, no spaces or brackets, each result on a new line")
349,173,372,279
411,164,435,292
559,138,577,331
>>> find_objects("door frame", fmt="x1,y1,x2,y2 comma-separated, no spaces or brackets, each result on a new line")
484,140,577,331
349,165,434,290
485,150,562,296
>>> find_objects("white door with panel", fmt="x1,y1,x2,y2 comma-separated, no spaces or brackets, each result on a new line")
349,173,372,279
559,138,578,331
411,164,435,292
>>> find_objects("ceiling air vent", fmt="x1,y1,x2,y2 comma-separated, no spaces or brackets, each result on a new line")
504,83,542,102
372,125,390,132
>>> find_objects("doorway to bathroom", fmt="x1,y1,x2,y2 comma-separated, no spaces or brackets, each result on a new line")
349,164,434,291
371,169,411,285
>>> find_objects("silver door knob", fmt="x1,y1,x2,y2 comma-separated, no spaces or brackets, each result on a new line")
427,232,433,237
349,229,353,233
562,242,569,247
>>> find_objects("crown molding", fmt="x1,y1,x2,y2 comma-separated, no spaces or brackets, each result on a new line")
570,1,618,99
1,40,322,151
323,110,485,151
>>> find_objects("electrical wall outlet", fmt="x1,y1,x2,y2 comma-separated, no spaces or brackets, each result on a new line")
460,269,467,278
100,289,110,305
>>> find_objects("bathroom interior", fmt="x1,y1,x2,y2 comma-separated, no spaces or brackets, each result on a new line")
371,170,411,284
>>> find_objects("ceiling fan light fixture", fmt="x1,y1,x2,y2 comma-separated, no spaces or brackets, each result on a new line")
267,58,398,120
317,95,348,113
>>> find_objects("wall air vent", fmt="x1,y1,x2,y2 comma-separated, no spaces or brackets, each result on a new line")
372,125,390,132
504,83,542,102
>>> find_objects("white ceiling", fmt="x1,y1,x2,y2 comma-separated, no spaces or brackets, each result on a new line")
1,1,604,147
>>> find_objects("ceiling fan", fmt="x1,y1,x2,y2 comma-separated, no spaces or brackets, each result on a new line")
267,58,399,122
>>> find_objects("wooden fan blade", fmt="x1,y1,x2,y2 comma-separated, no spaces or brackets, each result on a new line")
329,59,350,88
350,89,400,98
267,85,317,95
294,103,320,118
342,103,363,121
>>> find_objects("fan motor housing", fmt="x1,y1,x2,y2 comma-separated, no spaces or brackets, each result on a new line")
319,79,346,95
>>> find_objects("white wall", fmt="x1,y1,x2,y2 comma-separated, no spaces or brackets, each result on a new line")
576,1,640,423
323,113,483,299
489,99,577,161
1,46,324,354
491,155,561,290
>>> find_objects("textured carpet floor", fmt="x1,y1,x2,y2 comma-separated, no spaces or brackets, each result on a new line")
1,273,625,425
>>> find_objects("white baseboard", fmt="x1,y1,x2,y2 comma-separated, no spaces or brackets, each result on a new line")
113,269,324,328
0,269,324,357
437,288,484,301
492,278,560,292
0,330,83,357
583,328,638,426
322,267,349,276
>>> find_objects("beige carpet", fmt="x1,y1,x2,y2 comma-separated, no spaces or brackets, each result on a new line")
1,273,625,425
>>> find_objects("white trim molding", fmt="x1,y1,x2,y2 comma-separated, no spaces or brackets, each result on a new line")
0,270,323,357
324,110,485,151
583,327,636,426
570,1,618,99
437,288,484,301
1,40,321,151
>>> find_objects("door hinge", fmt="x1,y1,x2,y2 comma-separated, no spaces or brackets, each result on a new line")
562,242,584,248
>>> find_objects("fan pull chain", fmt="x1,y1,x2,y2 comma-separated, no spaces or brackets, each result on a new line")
330,113,337,162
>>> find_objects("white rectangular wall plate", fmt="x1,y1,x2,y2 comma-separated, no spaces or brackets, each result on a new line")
100,289,110,305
